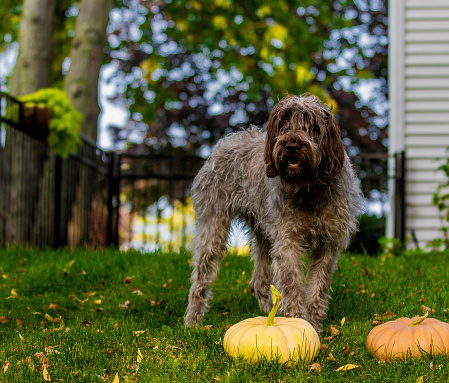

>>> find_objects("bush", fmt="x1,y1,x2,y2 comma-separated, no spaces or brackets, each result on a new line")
349,214,386,255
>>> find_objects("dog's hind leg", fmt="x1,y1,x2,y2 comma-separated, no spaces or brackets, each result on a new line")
249,230,273,314
184,214,231,327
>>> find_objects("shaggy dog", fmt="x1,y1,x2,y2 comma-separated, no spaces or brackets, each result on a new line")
184,93,363,333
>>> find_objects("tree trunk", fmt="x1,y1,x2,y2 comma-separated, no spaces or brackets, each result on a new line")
64,0,113,140
10,0,55,95
63,0,113,246
1,0,56,246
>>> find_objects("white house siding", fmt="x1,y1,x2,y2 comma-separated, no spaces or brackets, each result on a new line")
388,0,449,247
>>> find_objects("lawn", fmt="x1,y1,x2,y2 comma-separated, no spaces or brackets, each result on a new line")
1,246,449,382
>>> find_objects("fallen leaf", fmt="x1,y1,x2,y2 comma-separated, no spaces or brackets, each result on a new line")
134,330,146,336
43,365,51,381
125,277,132,284
310,363,322,373
320,344,328,353
34,352,48,365
113,373,119,383
45,314,53,322
137,348,143,363
382,311,396,319
204,325,213,330
330,326,339,336
0,316,10,324
323,336,333,341
48,304,58,310
149,300,156,306
327,353,336,361
224,324,232,333
416,376,424,383
2,360,10,373
341,317,346,326
80,321,93,327
68,295,88,303
372,320,382,326
94,299,102,304
102,370,111,381
119,301,130,309
335,364,360,371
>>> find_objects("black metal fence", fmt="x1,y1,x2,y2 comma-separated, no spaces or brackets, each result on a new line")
117,153,204,251
0,92,119,248
0,91,406,251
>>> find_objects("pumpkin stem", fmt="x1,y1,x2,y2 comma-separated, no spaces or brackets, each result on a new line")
409,311,429,327
266,285,282,326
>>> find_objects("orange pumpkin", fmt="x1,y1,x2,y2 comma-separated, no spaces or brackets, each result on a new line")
367,312,449,361
223,286,320,364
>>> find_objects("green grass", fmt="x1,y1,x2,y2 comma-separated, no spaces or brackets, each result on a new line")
1,246,449,382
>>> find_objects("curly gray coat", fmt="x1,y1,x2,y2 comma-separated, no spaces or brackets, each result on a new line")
184,94,363,333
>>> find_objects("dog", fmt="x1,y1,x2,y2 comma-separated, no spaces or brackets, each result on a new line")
184,93,363,333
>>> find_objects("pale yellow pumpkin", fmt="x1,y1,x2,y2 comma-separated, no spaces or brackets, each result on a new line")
223,286,320,364
367,312,449,361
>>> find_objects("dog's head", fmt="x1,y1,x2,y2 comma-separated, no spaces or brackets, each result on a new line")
264,93,345,185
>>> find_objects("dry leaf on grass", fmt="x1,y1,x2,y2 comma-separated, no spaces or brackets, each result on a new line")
0,316,10,324
2,360,10,373
320,344,328,353
119,301,130,309
382,311,396,319
43,365,51,381
330,326,339,336
310,363,322,373
335,364,360,371
113,373,119,383
48,304,58,310
327,353,336,361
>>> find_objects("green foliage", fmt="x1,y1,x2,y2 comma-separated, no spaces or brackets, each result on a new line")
432,152,449,248
110,0,358,151
348,214,386,255
377,236,406,258
0,0,21,51
19,88,82,158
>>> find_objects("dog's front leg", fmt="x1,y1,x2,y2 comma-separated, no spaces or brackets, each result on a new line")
270,239,308,321
305,246,340,334
184,216,230,327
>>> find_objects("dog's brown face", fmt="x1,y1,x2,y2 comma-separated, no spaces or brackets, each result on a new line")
264,93,345,185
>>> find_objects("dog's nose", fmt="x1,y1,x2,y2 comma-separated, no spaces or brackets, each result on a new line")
285,142,301,152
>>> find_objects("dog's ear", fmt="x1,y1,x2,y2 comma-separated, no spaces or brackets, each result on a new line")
318,109,345,183
264,101,286,178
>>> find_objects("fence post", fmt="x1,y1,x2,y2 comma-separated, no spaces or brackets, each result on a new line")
394,151,406,243
107,153,120,247
54,155,63,247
